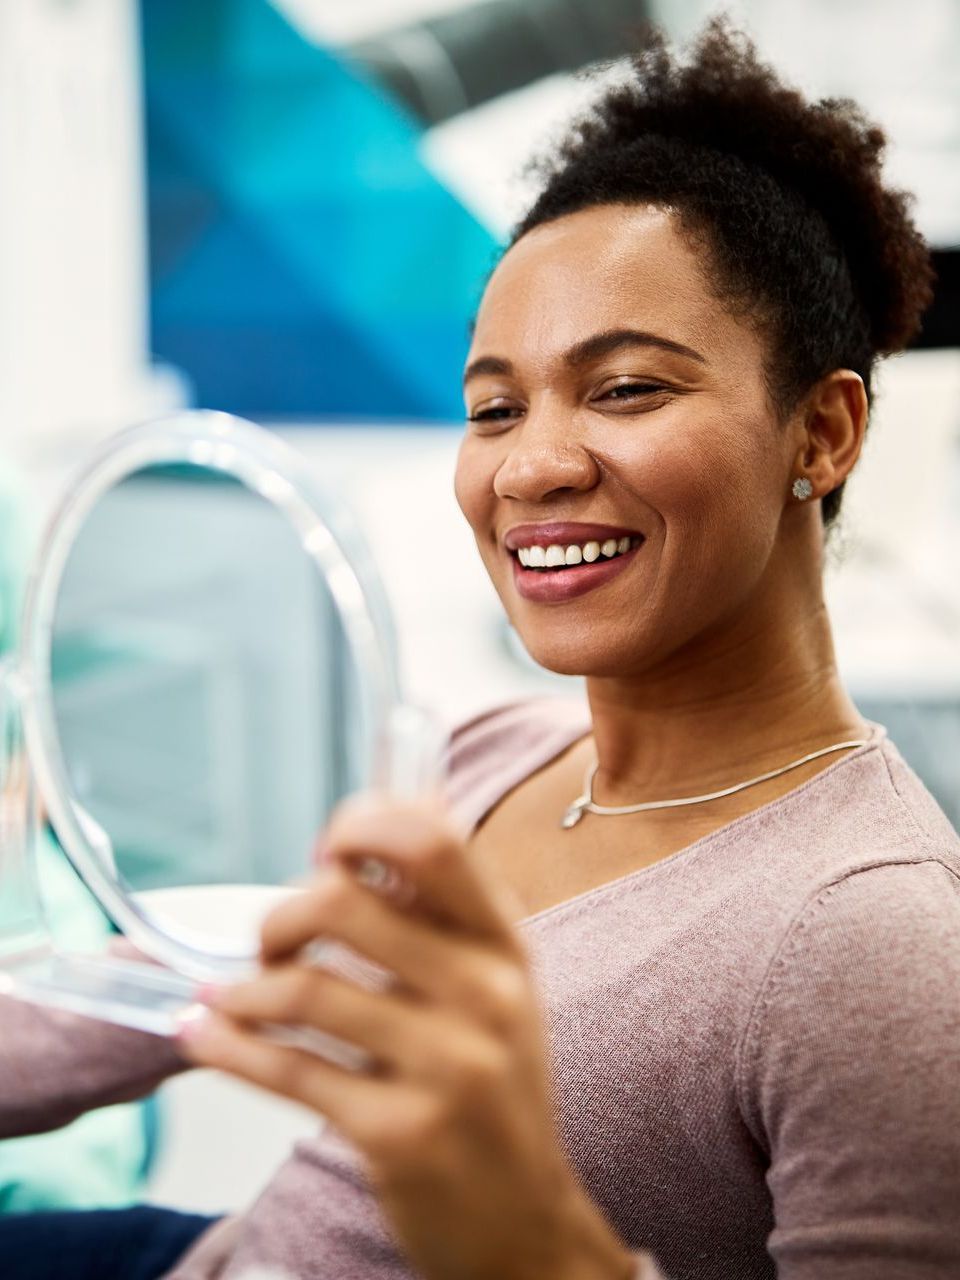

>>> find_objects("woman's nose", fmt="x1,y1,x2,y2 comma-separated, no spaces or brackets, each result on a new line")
492,409,600,503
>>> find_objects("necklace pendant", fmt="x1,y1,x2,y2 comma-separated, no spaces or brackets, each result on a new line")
561,797,588,829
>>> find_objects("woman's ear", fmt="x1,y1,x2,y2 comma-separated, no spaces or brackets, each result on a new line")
793,369,868,499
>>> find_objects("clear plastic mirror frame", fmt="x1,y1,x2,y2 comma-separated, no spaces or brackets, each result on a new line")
18,411,401,984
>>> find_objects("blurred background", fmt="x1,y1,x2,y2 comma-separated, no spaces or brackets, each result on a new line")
1,0,959,1227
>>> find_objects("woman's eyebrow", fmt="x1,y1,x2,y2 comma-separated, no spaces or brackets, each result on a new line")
565,328,707,367
463,328,706,386
463,355,513,385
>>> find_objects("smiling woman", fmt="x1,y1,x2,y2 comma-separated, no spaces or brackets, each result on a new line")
172,19,958,1280
1,16,958,1280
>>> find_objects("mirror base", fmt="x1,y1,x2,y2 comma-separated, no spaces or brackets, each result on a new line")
0,948,196,1037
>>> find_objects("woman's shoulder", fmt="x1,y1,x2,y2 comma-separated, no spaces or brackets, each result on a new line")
749,855,960,1025
872,732,960,855
736,735,960,1073
441,696,590,833
736,730,960,905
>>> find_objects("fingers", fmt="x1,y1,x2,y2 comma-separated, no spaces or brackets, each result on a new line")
310,795,519,945
201,963,439,1071
195,961,528,1106
258,869,529,1034
178,1006,469,1168
177,1007,379,1120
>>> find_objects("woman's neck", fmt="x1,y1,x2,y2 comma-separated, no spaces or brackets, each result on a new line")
584,598,866,803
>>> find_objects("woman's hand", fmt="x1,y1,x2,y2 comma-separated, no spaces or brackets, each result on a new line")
177,795,635,1280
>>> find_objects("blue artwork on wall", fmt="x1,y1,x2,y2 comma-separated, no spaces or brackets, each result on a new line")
141,0,499,420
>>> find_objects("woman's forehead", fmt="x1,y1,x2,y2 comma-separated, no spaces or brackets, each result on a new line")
471,204,728,365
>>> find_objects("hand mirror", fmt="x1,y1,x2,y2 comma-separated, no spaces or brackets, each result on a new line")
0,412,435,1035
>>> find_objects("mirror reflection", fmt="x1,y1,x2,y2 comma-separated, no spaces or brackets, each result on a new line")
48,463,364,951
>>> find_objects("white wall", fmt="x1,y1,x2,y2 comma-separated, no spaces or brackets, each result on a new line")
0,0,179,460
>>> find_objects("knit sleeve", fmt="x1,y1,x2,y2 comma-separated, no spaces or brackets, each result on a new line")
736,860,960,1277
0,994,184,1138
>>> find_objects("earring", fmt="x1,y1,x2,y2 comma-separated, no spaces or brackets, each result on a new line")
792,477,813,501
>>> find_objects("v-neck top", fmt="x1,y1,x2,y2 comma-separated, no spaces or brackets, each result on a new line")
3,697,960,1280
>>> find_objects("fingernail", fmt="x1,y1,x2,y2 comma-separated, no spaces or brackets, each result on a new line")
350,856,414,906
174,1004,211,1042
353,856,393,891
194,983,223,1007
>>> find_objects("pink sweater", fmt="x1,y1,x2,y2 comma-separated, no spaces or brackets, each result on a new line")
2,698,960,1279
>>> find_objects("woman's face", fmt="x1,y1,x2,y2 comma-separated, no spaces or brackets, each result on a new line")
454,203,806,679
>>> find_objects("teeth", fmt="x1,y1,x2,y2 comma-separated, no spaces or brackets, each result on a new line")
516,536,639,571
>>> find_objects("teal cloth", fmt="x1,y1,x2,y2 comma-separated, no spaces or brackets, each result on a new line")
0,466,153,1211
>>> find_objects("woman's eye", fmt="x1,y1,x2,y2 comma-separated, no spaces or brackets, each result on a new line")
467,404,522,425
598,382,668,404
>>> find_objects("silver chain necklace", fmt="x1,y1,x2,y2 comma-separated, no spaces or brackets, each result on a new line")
561,738,868,829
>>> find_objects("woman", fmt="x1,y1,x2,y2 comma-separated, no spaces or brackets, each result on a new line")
2,19,958,1280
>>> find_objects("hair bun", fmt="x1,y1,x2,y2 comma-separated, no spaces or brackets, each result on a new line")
533,18,933,353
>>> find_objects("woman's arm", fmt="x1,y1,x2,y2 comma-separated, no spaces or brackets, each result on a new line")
737,859,960,1278
178,794,649,1280
0,995,185,1139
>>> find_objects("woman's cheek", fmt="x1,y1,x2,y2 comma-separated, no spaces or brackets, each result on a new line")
634,428,774,615
644,417,768,527
453,440,489,534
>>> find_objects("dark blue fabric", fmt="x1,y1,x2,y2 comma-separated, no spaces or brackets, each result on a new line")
0,1205,220,1279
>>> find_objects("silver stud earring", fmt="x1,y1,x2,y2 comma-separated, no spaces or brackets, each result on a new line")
792,477,813,501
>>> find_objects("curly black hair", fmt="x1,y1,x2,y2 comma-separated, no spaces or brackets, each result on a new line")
512,18,934,525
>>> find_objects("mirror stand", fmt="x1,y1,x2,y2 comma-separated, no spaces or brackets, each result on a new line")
0,655,445,1038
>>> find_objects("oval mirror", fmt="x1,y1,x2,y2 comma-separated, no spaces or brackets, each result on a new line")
18,412,400,989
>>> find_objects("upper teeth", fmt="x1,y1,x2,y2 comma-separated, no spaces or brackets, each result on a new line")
517,536,634,568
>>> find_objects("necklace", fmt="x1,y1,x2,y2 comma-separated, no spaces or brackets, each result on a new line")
560,738,869,829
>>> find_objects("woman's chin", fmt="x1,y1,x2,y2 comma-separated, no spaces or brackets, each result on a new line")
514,632,645,680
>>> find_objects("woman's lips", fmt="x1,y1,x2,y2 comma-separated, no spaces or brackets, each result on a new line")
510,540,643,603
504,522,645,604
